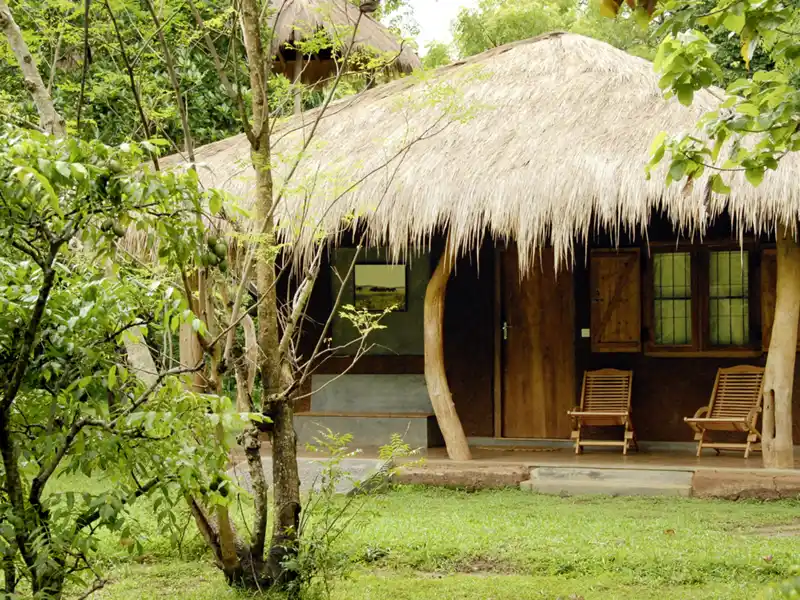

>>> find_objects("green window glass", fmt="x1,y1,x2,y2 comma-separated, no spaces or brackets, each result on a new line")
654,252,692,345
709,251,749,345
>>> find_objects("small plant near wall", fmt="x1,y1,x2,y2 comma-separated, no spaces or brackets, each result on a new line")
281,430,421,600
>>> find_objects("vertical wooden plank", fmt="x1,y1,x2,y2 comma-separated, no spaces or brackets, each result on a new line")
493,248,503,439
502,246,575,438
762,249,777,350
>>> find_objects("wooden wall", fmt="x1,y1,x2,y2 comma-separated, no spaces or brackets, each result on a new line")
574,212,800,442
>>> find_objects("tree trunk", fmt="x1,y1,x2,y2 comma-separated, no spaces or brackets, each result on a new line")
762,226,799,469
0,0,66,137
424,236,472,461
179,321,205,391
122,326,158,387
240,0,301,585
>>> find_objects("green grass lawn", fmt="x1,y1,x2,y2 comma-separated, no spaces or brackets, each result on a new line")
77,485,800,599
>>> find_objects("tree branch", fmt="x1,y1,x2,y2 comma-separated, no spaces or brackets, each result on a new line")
143,0,195,164
76,0,91,131
104,0,160,170
0,0,66,136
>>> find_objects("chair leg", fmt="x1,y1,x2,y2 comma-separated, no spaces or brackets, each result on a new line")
623,422,634,455
745,432,759,459
572,427,582,454
696,433,704,457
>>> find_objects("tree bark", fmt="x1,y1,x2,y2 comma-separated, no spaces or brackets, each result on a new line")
762,226,799,469
240,0,301,584
123,326,158,387
0,0,66,137
424,236,472,461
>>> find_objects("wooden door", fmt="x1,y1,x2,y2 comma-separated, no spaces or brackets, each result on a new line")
501,247,575,438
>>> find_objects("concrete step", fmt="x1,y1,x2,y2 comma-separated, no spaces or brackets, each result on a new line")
521,467,692,497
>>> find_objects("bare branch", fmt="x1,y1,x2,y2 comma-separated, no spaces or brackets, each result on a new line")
75,0,91,130
104,0,160,170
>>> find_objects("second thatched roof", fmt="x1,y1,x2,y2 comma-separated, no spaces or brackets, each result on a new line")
178,32,800,272
269,0,420,77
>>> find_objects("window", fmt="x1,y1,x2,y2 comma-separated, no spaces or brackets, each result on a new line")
648,249,757,352
353,264,407,312
709,251,749,345
653,252,692,345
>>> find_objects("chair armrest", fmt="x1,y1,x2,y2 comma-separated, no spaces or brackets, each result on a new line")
690,406,709,419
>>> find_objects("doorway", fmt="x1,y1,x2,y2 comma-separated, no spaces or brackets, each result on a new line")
499,246,576,438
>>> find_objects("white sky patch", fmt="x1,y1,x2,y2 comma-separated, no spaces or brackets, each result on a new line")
405,0,479,52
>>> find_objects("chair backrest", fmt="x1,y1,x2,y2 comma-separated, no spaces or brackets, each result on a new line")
708,365,765,420
581,369,633,413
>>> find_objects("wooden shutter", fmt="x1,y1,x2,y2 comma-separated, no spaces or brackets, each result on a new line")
760,248,800,351
590,249,641,352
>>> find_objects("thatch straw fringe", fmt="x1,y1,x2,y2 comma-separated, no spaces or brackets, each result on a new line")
269,0,420,73
166,32,800,274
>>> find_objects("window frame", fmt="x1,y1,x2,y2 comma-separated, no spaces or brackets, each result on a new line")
644,243,761,357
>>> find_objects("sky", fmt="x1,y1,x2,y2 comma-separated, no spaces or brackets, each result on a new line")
406,0,479,50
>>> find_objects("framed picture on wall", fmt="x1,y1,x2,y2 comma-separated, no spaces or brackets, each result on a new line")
353,264,407,312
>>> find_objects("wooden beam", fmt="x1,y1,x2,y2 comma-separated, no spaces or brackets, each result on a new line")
424,236,472,461
762,226,800,469
493,248,503,438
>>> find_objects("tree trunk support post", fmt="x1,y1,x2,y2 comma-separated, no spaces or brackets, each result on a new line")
424,234,472,461
763,225,800,469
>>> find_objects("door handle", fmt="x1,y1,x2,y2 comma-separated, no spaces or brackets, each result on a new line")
502,322,510,340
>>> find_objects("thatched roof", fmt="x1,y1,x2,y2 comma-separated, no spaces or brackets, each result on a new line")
176,32,800,272
269,0,420,77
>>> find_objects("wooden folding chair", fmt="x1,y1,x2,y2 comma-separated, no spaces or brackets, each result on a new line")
568,369,636,455
684,365,764,458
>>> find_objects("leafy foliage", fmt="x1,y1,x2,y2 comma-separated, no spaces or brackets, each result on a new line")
0,0,243,147
636,0,800,190
451,0,658,60
422,41,453,69
0,127,252,597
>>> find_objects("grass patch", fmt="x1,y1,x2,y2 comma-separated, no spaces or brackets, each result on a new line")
62,484,799,599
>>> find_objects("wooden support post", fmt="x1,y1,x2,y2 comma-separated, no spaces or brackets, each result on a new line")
762,226,800,469
424,236,472,461
293,53,303,115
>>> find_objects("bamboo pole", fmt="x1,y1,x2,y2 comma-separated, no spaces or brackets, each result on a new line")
762,225,800,469
424,235,472,461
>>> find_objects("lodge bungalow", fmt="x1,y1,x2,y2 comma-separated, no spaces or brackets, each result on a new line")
179,32,800,468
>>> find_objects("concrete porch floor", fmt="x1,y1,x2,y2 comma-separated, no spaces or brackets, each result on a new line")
247,442,800,498
404,445,800,471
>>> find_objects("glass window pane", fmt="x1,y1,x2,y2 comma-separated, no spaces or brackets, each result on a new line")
709,251,749,346
653,253,692,345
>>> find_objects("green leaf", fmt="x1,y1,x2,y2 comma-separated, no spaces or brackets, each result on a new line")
711,130,728,162
723,12,745,34
55,161,72,178
736,103,760,117
649,131,667,157
108,365,117,389
710,174,731,194
676,86,694,106
669,161,687,181
209,193,222,215
745,167,764,187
